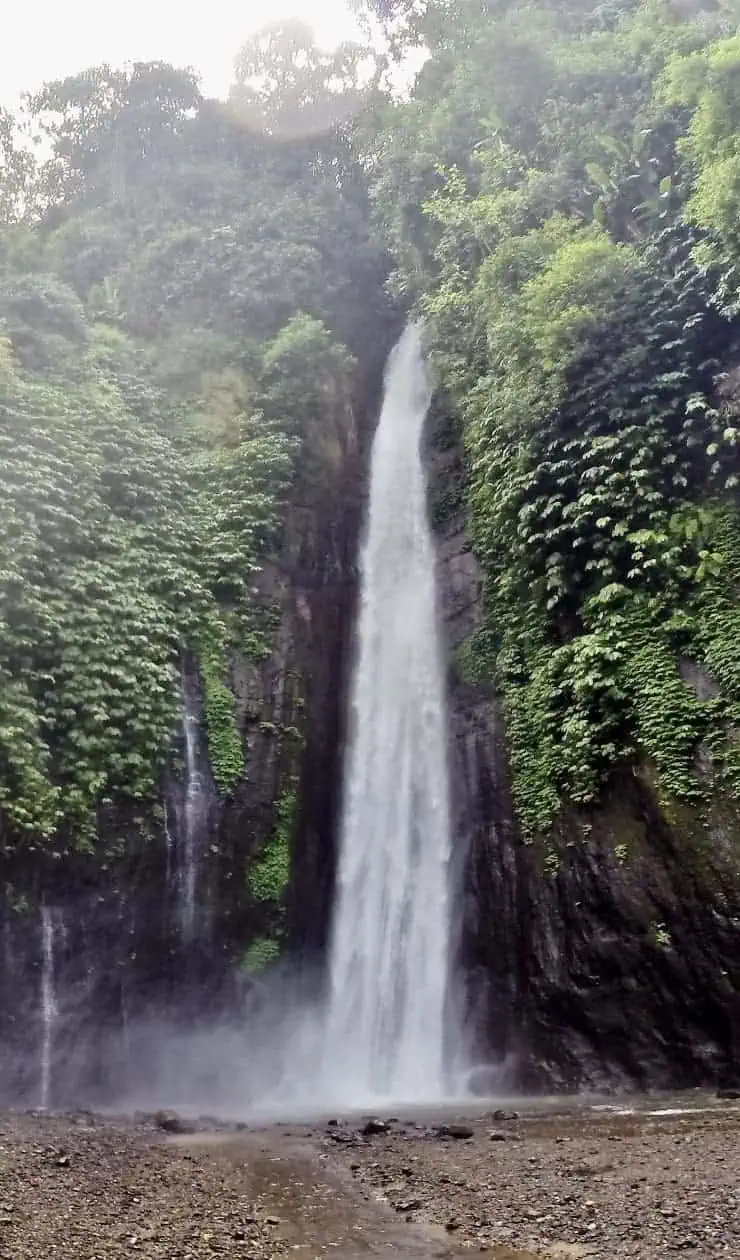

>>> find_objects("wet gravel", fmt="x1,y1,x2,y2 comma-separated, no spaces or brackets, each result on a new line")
0,1111,292,1260
0,1099,738,1259
320,1098,740,1258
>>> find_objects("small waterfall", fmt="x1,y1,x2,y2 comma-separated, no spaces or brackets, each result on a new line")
178,665,206,943
320,324,459,1105
39,905,58,1110
164,797,174,885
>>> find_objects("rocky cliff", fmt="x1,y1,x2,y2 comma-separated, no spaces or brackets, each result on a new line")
431,426,740,1095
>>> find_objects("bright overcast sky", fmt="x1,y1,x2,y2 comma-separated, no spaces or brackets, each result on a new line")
1,0,364,108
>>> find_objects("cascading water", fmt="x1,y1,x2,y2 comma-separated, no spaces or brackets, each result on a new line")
321,323,457,1105
164,798,174,885
178,666,206,943
39,905,58,1110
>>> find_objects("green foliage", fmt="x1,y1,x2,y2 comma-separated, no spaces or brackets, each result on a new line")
0,348,188,842
247,789,297,905
197,620,244,796
230,20,373,139
260,314,356,436
0,35,387,847
659,33,740,313
8,0,740,858
240,935,282,972
373,0,740,837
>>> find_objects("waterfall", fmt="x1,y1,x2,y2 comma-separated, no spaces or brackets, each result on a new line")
39,905,58,1110
177,665,206,943
164,797,174,885
321,323,457,1105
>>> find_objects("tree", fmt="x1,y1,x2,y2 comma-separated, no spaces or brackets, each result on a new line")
0,107,34,223
0,46,389,846
230,20,374,139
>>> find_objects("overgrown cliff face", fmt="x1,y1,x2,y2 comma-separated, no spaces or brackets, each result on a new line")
214,361,375,968
431,434,740,1094
0,351,380,1109
0,43,398,1105
373,0,740,1093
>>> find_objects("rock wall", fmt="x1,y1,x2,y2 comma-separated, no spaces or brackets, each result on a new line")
432,440,740,1094
215,367,371,963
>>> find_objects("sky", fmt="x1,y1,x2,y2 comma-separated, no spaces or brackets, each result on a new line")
0,0,364,108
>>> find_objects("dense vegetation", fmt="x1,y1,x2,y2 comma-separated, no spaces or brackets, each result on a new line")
3,0,740,857
0,37,386,850
364,0,740,836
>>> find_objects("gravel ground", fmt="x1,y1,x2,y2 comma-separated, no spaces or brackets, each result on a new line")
0,1099,738,1260
0,1112,295,1260
319,1097,740,1258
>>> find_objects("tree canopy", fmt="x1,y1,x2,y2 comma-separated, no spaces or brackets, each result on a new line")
0,30,386,849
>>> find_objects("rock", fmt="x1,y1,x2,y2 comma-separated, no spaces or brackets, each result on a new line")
434,1124,474,1140
489,1130,509,1142
395,1199,422,1213
327,1129,356,1144
362,1119,389,1136
153,1110,195,1135
717,1088,740,1100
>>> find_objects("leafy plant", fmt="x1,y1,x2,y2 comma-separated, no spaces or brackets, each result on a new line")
247,789,297,904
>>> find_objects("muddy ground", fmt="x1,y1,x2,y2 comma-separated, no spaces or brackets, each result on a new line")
0,1096,738,1259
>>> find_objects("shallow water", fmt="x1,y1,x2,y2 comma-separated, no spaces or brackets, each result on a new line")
179,1130,543,1259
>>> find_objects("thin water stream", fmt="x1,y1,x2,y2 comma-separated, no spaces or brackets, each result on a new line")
39,905,58,1110
178,664,206,943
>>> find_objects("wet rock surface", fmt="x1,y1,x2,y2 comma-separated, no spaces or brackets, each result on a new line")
0,1109,490,1260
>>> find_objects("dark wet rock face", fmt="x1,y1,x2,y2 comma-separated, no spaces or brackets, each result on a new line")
430,433,740,1093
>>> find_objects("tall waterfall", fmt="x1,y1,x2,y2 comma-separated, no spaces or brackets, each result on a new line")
322,324,455,1104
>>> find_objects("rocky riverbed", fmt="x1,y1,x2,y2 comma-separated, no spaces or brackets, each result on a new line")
319,1095,740,1258
0,1096,737,1259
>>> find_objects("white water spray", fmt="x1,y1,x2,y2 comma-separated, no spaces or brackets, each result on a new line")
321,324,456,1105
40,905,57,1110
